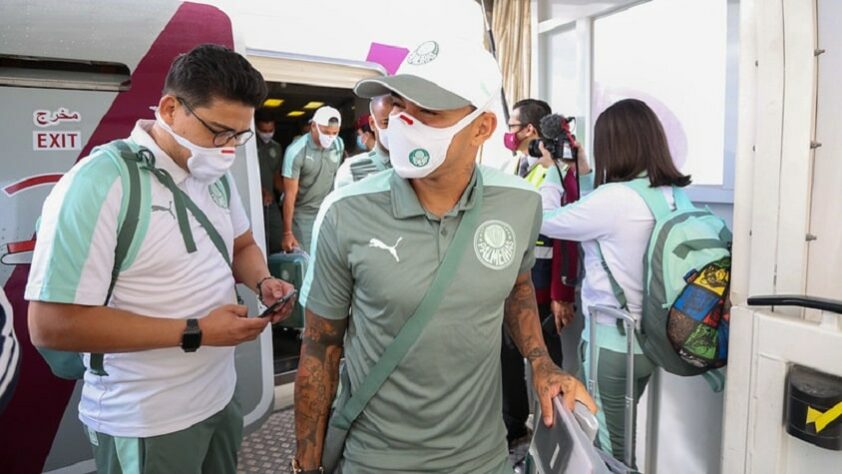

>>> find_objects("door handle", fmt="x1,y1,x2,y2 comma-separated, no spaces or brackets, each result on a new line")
747,295,842,314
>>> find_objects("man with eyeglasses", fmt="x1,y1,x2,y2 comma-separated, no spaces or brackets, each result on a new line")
281,106,344,254
26,44,295,473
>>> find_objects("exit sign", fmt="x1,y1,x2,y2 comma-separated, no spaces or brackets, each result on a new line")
33,131,82,151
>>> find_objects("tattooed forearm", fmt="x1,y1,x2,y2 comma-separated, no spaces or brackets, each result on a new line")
294,310,347,469
504,272,550,364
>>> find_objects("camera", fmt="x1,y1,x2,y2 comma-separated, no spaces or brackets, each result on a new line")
527,135,573,160
527,114,577,160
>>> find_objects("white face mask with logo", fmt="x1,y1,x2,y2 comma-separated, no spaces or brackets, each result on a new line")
386,106,486,179
257,131,274,143
314,124,337,149
156,111,236,183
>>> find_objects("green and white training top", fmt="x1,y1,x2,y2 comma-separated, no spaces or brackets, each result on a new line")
333,146,390,189
25,120,250,438
281,133,343,214
301,166,542,473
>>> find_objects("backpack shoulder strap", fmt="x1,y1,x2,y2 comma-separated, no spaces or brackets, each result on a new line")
109,140,144,300
595,242,628,311
624,178,673,220
88,139,144,377
180,192,232,268
220,173,232,207
672,186,695,211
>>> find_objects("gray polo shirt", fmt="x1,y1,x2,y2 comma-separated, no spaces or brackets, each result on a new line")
301,166,542,473
257,137,283,193
281,133,344,213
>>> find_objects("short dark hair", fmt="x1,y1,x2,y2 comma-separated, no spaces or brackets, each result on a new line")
593,99,691,188
164,44,267,108
512,99,551,133
254,109,274,124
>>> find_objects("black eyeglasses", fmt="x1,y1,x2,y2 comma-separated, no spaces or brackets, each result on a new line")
176,97,254,147
507,122,525,132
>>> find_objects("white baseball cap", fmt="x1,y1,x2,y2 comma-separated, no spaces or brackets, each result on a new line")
311,106,341,127
355,38,502,111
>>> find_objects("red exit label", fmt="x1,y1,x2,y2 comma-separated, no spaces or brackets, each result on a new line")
33,131,82,151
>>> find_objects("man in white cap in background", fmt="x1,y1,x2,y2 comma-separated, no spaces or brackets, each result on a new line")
293,38,595,473
333,94,393,189
281,106,344,253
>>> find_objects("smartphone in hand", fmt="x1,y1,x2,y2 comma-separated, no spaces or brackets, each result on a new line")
259,290,297,318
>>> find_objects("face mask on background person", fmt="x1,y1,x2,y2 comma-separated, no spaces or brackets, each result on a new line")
386,105,486,179
257,131,274,143
356,134,368,151
315,125,337,149
156,111,236,183
503,131,522,152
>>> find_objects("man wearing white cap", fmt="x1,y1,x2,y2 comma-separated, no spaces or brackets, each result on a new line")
281,106,344,253
293,39,595,473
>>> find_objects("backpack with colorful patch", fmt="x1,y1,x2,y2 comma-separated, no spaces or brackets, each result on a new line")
600,178,732,381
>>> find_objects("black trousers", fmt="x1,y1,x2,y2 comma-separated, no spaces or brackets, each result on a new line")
501,302,564,442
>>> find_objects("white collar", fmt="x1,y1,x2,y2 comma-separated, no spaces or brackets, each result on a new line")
130,120,190,184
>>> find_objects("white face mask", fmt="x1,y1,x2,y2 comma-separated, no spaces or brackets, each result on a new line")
386,106,486,179
314,124,337,149
371,119,389,151
257,131,274,143
156,111,236,183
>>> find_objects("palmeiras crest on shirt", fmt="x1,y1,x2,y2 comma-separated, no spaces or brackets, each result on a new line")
409,148,431,167
208,181,228,209
474,220,516,270
407,41,440,65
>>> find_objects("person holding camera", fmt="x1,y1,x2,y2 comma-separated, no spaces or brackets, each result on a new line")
540,99,691,467
501,99,591,456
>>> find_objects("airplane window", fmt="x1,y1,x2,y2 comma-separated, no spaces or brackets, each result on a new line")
0,55,131,92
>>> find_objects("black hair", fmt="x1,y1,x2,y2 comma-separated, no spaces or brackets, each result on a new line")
593,99,692,188
512,98,551,133
254,109,275,124
163,44,267,108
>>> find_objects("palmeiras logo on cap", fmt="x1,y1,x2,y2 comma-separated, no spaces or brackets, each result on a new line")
209,181,228,209
406,41,440,65
409,148,431,167
474,220,516,270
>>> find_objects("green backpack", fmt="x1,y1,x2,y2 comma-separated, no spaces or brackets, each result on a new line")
37,140,231,380
600,178,732,382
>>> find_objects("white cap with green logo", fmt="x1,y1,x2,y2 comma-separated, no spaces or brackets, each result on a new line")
355,38,503,111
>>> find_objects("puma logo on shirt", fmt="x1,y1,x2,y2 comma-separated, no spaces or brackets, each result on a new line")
369,237,403,263
151,200,175,220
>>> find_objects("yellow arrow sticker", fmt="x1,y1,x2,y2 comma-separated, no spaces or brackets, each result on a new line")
806,401,842,433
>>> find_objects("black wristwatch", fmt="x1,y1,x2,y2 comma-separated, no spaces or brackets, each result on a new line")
181,318,202,353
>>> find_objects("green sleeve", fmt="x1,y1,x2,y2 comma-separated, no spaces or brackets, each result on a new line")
282,137,306,179
299,204,352,319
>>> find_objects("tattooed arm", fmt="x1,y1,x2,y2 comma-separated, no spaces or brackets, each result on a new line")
294,309,348,470
503,272,596,426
